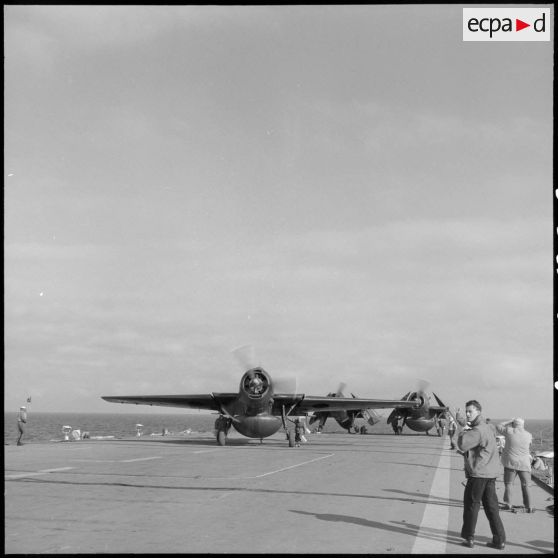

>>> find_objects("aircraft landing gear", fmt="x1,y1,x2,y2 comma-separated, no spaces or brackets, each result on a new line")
216,429,226,446
287,430,295,447
391,418,403,435
215,416,231,446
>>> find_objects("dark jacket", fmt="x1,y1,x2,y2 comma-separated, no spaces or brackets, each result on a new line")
457,414,501,478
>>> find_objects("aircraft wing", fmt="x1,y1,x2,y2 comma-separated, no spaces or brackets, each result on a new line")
101,393,237,411
274,395,417,415
102,393,418,415
431,393,449,414
429,406,449,413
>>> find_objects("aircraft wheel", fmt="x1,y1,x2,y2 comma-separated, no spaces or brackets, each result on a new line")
287,430,295,447
397,426,403,435
216,430,226,446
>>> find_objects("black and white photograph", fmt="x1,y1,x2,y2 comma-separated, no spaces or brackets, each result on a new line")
4,4,553,554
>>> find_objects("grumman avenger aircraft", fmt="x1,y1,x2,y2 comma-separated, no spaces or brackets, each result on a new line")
386,380,450,436
102,346,420,447
308,383,382,434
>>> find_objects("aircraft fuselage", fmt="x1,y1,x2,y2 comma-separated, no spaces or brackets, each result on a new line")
404,416,437,432
232,414,283,438
219,368,284,439
332,411,356,432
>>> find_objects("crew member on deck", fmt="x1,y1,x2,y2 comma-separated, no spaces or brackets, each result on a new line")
496,417,534,513
457,399,506,550
17,406,27,446
448,417,457,449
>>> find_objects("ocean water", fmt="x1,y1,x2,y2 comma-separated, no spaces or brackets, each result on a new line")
5,412,218,444
5,412,553,454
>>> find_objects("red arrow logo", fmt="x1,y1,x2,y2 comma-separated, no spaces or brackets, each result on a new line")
516,19,530,32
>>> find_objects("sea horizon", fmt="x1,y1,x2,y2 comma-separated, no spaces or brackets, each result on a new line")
6,409,554,421
5,411,553,455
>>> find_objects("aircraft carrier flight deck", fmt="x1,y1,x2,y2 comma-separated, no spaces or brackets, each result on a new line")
5,431,554,554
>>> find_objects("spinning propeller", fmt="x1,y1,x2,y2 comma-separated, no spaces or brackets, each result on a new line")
415,378,431,394
231,345,298,394
387,378,431,423
328,382,347,397
232,344,259,374
409,378,431,407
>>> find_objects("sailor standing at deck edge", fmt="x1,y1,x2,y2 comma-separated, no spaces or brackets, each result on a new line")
16,406,27,446
457,399,506,550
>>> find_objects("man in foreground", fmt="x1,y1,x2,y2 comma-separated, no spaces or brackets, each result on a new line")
457,400,506,550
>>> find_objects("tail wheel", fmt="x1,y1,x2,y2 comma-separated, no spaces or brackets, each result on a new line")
216,430,226,446
287,430,295,447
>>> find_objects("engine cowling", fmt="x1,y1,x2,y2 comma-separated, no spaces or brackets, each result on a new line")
240,368,270,397
238,368,273,416
408,390,430,418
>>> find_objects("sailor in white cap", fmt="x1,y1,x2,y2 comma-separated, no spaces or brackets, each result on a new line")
496,417,534,513
17,406,28,446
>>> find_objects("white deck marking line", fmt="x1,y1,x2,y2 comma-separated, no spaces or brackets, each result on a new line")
72,457,164,463
193,449,221,454
6,467,75,480
119,456,163,463
411,447,451,554
68,459,118,463
252,453,334,478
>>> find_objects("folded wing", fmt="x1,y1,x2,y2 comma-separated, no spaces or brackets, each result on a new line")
430,392,450,413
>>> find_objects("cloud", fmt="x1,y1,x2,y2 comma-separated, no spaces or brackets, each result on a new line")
4,6,197,55
5,5,285,62
4,6,551,418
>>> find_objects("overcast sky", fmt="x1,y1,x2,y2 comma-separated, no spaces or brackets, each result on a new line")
4,5,553,419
